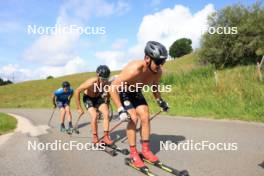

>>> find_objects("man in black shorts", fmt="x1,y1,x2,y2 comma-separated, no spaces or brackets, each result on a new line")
75,65,113,145
110,41,169,169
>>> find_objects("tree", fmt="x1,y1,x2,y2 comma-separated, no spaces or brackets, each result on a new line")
169,38,193,59
199,2,264,68
0,77,13,86
46,75,54,79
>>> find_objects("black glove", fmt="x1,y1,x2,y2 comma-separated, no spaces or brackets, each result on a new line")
157,98,169,112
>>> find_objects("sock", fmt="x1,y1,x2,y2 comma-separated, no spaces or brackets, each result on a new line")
69,121,72,128
61,123,65,128
104,131,109,136
141,140,150,150
130,145,137,153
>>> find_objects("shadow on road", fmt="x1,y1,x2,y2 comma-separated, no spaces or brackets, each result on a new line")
150,133,186,154
110,129,186,154
110,129,127,142
77,122,91,129
258,161,264,169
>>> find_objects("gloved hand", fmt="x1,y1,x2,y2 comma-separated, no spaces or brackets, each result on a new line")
101,92,108,99
101,92,110,104
118,107,130,122
157,98,169,112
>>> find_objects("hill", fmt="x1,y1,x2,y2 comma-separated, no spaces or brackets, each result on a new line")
0,53,263,122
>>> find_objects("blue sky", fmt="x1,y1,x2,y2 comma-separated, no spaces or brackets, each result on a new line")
0,0,258,82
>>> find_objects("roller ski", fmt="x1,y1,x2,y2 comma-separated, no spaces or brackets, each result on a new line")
99,131,129,155
72,128,80,134
64,122,73,135
124,146,158,176
92,133,118,157
139,153,189,176
60,124,71,134
125,158,158,176
104,143,129,155
99,144,118,157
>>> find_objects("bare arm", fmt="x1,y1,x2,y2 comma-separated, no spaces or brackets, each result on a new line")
152,71,162,100
75,78,96,113
68,92,73,105
52,94,57,108
109,66,141,110
152,69,169,111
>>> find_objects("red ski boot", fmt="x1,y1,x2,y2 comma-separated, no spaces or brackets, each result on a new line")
141,140,159,162
130,146,146,168
102,131,113,145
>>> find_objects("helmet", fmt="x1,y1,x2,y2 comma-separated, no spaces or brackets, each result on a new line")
62,81,70,88
96,65,110,79
144,41,168,65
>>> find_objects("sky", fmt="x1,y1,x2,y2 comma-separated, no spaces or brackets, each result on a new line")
0,0,258,82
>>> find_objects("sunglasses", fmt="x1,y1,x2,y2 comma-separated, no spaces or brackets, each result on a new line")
63,86,70,90
153,59,165,66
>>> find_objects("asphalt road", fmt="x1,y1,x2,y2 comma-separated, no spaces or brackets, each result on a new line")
0,109,263,176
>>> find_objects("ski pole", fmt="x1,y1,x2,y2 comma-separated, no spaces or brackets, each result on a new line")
97,120,124,143
73,112,84,129
48,108,56,127
120,110,162,143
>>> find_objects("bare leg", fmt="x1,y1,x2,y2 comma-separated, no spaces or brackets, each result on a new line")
98,104,109,131
60,108,66,124
136,105,150,141
127,108,138,146
65,105,72,122
87,107,98,134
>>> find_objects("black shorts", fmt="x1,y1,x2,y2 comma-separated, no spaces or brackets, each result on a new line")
83,94,106,109
119,91,148,110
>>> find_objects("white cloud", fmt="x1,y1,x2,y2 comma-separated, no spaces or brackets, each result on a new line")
0,57,88,82
115,0,130,15
21,0,131,81
24,32,80,66
94,4,215,71
111,38,128,49
58,0,130,23
129,4,215,57
150,0,163,7
95,51,127,70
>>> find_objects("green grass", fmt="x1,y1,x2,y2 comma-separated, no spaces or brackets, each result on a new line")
0,53,263,122
145,63,264,122
0,113,17,134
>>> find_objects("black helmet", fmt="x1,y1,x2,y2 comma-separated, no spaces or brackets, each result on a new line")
62,81,70,88
96,65,110,79
144,41,168,65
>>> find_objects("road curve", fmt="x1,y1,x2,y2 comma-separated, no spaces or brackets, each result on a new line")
0,109,263,176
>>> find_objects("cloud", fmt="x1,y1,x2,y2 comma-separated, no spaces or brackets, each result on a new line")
150,0,163,7
129,4,215,57
23,32,80,66
58,0,130,23
20,0,131,82
94,4,215,71
0,57,88,82
111,38,128,49
95,51,127,70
